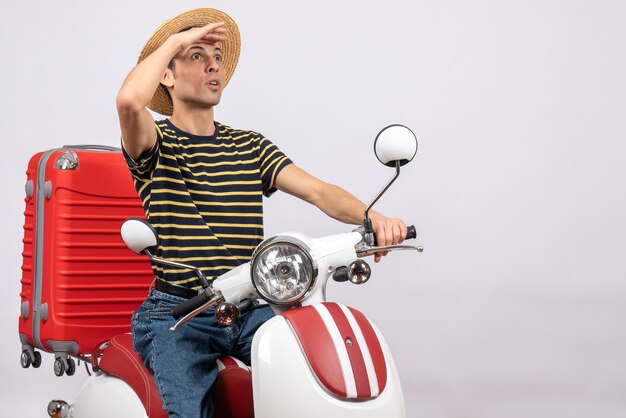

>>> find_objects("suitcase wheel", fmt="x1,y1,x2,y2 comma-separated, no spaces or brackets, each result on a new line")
53,357,76,377
20,351,31,368
32,351,42,368
53,358,65,376
66,358,76,376
20,350,41,369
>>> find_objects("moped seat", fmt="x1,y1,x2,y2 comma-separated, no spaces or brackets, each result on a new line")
99,333,254,418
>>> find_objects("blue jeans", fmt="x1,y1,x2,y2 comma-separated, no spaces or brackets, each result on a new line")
131,289,274,418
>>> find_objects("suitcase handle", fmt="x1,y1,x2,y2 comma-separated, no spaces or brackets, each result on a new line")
62,145,121,152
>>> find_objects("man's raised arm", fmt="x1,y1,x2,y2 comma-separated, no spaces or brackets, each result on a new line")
116,22,227,160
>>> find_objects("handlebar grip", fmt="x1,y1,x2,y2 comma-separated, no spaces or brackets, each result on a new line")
172,292,211,319
332,266,350,282
371,224,417,246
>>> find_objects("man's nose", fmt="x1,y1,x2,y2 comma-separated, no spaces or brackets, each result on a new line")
207,58,220,73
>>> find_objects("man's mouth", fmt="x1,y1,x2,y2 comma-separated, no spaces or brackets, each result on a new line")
207,80,220,91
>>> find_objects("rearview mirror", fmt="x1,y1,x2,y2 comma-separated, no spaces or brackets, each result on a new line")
120,218,157,255
374,124,418,167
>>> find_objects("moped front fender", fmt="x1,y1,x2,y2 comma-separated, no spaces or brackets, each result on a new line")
251,304,406,418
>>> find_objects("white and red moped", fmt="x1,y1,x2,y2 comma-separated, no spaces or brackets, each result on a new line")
47,124,422,418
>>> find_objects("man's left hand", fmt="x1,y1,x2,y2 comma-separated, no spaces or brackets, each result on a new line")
370,213,407,262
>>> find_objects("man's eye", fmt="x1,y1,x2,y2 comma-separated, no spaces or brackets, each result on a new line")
191,53,203,60
215,55,223,62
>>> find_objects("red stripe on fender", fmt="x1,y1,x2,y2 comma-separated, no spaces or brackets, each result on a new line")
349,307,387,394
282,306,347,398
323,303,371,398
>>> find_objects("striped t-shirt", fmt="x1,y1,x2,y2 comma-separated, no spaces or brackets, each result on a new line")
123,119,292,289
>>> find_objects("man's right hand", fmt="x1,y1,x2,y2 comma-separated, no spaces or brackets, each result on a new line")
172,22,228,53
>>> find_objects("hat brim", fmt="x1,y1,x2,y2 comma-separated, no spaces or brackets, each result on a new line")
138,8,240,116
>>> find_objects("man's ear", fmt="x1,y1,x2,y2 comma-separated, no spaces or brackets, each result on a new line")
161,68,175,88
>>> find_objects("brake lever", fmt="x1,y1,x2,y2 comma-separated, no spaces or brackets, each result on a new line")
169,292,224,333
357,244,423,257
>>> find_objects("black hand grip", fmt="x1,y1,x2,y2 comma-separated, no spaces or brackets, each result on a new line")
236,299,253,314
332,266,350,282
372,224,417,245
172,292,211,319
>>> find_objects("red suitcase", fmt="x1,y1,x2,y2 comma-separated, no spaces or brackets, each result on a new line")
18,145,154,376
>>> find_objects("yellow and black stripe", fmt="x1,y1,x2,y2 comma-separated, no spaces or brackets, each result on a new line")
123,120,292,289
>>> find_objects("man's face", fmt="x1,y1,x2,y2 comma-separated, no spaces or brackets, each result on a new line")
165,43,226,110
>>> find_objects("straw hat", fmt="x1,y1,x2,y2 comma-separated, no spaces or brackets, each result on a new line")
138,8,241,116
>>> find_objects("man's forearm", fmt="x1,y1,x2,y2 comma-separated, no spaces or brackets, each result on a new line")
313,184,369,225
274,164,406,261
117,37,181,110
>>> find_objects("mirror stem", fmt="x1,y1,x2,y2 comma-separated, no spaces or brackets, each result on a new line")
363,161,401,245
143,249,211,288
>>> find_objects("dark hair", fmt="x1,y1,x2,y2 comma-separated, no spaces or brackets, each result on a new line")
160,26,197,101
160,52,180,100
167,58,176,71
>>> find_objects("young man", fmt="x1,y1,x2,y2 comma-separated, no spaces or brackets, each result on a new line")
117,8,407,418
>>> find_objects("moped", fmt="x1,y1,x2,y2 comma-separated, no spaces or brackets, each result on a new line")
47,124,422,418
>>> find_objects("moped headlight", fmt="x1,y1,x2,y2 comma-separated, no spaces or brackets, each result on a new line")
251,237,317,305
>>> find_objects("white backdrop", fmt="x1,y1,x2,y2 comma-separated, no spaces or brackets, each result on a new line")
1,1,625,417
